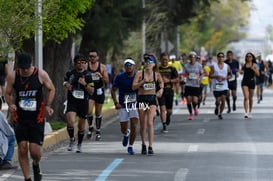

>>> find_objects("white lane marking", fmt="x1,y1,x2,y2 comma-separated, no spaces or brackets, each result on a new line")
187,144,199,152
203,118,210,122
197,128,205,135
174,168,189,181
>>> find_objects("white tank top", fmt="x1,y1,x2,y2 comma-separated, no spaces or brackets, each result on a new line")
212,63,228,91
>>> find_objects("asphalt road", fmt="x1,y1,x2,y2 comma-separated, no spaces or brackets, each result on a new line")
2,86,273,181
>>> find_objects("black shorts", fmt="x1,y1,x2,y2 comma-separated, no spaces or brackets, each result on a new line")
138,95,157,107
15,119,45,145
213,90,228,97
66,98,89,118
158,88,174,109
228,81,237,90
0,76,5,86
184,86,200,97
241,79,255,89
89,89,105,104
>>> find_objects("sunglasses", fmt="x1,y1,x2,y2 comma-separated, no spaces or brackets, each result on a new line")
76,60,86,65
89,55,97,58
125,63,133,67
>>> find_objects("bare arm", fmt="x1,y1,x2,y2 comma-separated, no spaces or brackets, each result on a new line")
101,64,109,84
39,69,55,116
132,71,145,90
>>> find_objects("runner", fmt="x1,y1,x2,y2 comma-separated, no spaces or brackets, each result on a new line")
86,49,109,141
201,59,211,106
132,54,163,155
158,53,178,132
111,58,138,155
182,51,203,120
63,54,94,153
168,55,182,105
209,52,231,119
179,53,188,104
255,54,268,104
240,52,259,118
5,52,55,181
224,50,240,113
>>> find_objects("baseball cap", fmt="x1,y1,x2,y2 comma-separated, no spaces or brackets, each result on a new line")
124,58,135,66
189,51,197,56
18,53,32,69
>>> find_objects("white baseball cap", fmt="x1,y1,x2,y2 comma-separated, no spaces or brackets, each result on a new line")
124,58,135,65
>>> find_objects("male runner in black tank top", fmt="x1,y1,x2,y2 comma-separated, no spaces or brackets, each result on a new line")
158,53,178,132
5,53,55,181
87,50,109,141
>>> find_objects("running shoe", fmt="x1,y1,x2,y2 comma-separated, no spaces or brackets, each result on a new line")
244,113,248,119
218,114,223,120
141,144,147,155
194,108,199,116
188,114,193,120
161,125,168,133
67,138,75,151
148,146,154,155
87,126,94,139
214,107,219,115
76,144,82,153
0,161,17,170
122,129,130,147
95,131,101,141
127,146,135,155
248,112,252,118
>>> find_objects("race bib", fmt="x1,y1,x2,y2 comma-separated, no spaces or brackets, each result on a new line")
124,93,136,103
19,99,37,111
189,73,198,80
143,82,155,90
91,73,100,81
72,90,84,99
96,88,103,95
215,82,224,90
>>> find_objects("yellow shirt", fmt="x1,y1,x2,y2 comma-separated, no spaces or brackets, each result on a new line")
201,65,210,85
169,61,182,73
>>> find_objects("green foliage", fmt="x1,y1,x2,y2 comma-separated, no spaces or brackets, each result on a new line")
0,0,94,51
179,0,250,55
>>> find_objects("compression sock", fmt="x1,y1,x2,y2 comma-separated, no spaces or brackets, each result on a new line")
96,115,102,130
77,130,85,145
67,127,74,139
187,104,192,114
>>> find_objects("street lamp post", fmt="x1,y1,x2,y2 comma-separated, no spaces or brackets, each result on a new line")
35,0,43,69
142,0,146,57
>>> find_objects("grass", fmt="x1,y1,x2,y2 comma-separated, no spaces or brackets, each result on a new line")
50,96,115,131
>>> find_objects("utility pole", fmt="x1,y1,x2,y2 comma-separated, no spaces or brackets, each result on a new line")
142,0,146,57
35,0,43,69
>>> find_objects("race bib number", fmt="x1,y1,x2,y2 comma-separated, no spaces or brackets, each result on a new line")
124,93,136,103
229,74,235,81
143,82,155,90
72,90,84,99
189,73,198,80
215,82,224,90
91,73,100,81
19,99,37,111
96,88,103,95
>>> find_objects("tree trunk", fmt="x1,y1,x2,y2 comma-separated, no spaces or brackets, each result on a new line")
43,34,73,121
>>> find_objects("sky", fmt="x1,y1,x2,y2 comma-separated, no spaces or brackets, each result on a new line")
247,0,273,37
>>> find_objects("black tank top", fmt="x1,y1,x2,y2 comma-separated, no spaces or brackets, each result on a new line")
242,64,255,82
13,67,44,122
88,63,103,89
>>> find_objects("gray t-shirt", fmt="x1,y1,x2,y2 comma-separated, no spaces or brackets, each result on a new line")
183,62,203,87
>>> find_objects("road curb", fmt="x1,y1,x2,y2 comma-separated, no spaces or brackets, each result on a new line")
12,108,118,162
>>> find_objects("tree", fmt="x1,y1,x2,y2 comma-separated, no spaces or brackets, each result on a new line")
0,0,94,121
